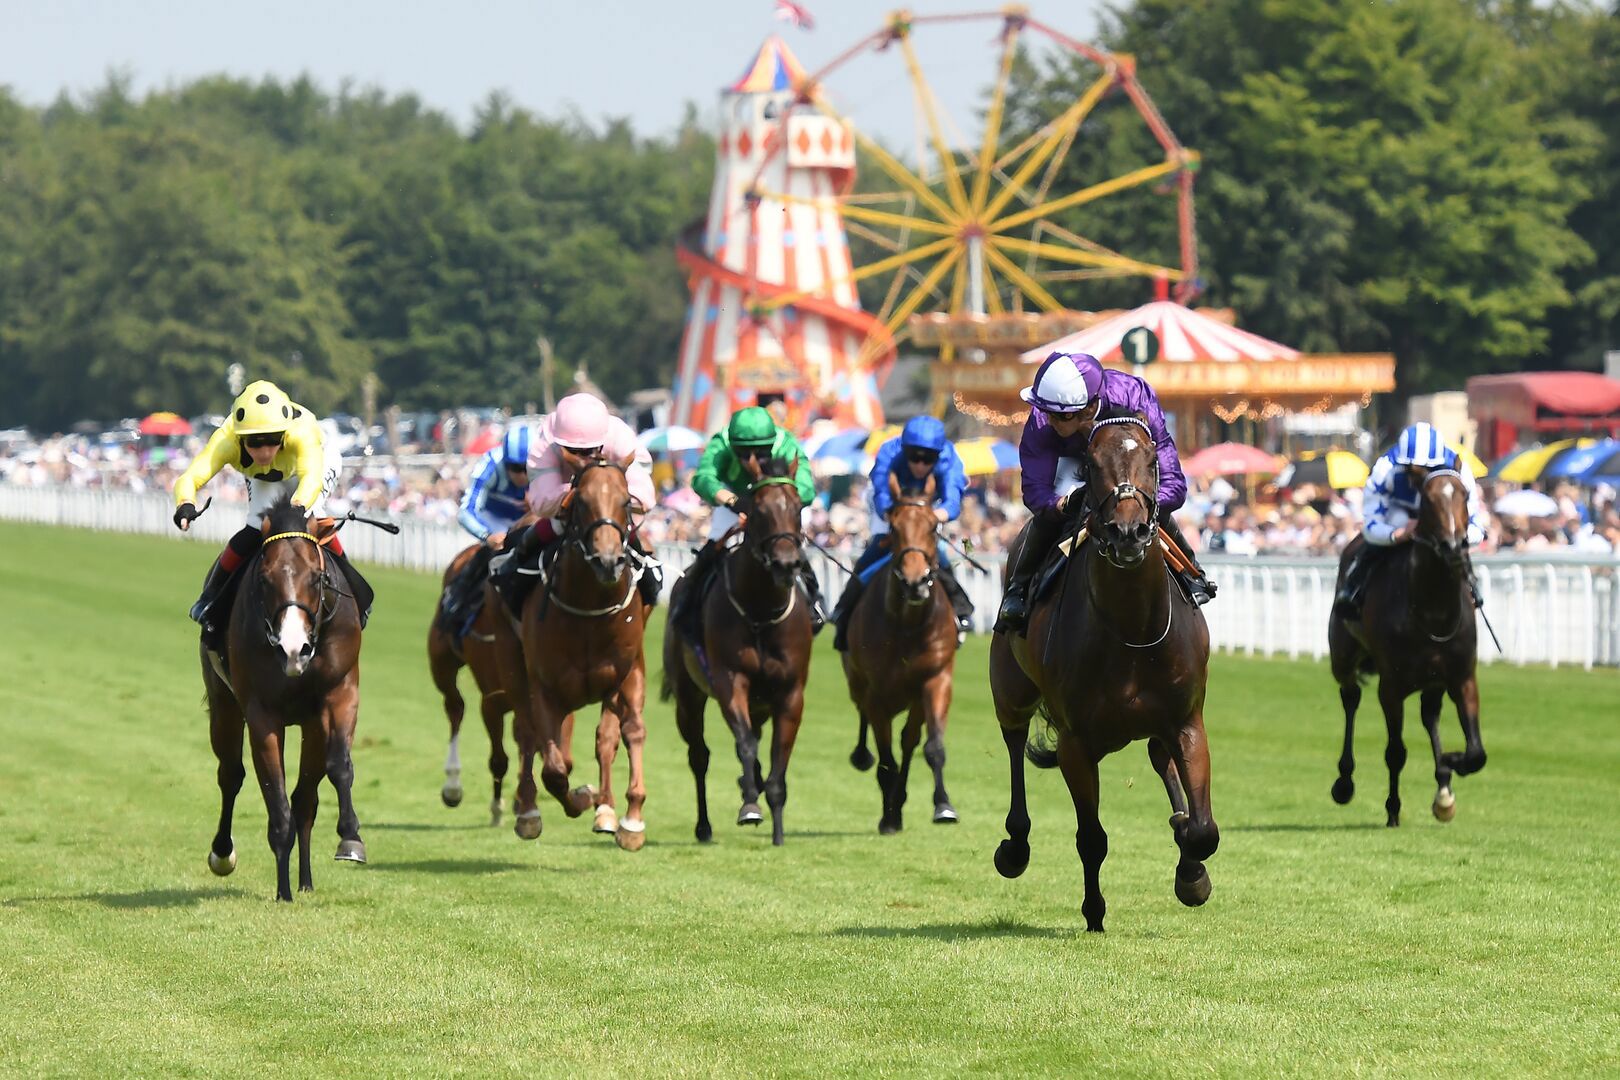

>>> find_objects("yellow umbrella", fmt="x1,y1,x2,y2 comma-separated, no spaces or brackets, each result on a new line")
862,425,902,455
953,437,1019,477
1447,443,1487,478
1496,438,1592,484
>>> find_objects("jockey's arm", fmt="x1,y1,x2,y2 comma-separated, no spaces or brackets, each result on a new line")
935,445,967,521
868,439,902,516
1018,415,1062,516
1142,398,1187,511
786,436,816,505
172,423,234,507
1362,457,1403,545
692,432,732,506
456,453,500,540
286,417,326,508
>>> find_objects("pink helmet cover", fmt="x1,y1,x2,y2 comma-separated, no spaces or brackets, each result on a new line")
551,393,610,449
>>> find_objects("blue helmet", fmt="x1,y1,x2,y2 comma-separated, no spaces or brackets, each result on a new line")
1393,422,1448,468
900,415,946,454
502,424,532,469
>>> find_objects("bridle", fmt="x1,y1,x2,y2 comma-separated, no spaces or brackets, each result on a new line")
742,474,806,575
1411,466,1472,643
259,529,346,657
887,496,938,604
1081,417,1161,565
550,458,642,618
724,473,805,628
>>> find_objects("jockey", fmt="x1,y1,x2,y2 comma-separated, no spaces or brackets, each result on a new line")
1333,421,1488,619
674,405,825,637
995,351,1214,635
172,379,372,632
440,424,532,629
830,415,973,650
490,393,660,609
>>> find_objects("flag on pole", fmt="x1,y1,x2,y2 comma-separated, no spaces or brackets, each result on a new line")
774,0,814,31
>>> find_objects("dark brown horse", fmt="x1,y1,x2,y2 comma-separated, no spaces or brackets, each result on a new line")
843,475,960,833
491,456,651,850
989,416,1215,932
428,544,511,826
202,499,367,902
665,455,813,846
1329,467,1485,826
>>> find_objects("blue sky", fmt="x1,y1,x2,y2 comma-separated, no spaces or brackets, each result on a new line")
2,0,1106,146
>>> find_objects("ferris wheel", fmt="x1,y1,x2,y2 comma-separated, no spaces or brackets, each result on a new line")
747,6,1200,367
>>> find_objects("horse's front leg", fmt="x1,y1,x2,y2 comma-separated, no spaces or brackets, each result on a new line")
919,672,956,824
717,675,764,828
1147,738,1188,830
291,720,326,893
990,634,1038,879
591,702,622,836
1444,673,1486,777
609,658,649,852
1378,681,1408,827
1419,687,1455,821
204,668,246,877
1055,733,1107,932
763,684,806,847
429,626,466,808
536,688,592,818
871,708,899,834
324,674,366,865
480,689,510,827
1332,683,1362,805
244,710,294,902
1169,713,1219,908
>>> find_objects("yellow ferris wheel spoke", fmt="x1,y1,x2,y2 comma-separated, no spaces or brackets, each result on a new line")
769,189,956,237
981,71,1113,223
991,156,1192,234
810,99,959,224
897,34,972,216
854,246,965,370
982,258,1006,315
757,234,958,314
983,243,1064,312
971,19,1022,216
992,235,1184,279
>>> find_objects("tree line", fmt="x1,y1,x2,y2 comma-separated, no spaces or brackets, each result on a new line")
0,0,1614,430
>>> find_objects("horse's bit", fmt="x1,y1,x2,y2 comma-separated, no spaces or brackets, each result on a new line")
887,497,938,604
1082,417,1162,559
260,529,343,655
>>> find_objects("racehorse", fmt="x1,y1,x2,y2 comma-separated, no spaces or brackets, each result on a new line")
989,416,1216,932
665,455,814,846
428,544,511,826
843,474,960,833
491,456,651,851
201,498,368,902
1328,468,1486,826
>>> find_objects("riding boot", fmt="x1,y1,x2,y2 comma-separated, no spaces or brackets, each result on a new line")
329,550,374,629
831,574,865,652
631,536,662,608
676,540,724,640
190,557,233,628
798,565,827,635
1157,507,1216,606
1333,545,1373,621
994,512,1064,635
936,561,975,642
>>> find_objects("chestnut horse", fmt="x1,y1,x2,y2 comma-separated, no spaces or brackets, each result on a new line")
1328,468,1486,826
491,457,651,851
842,475,960,833
428,544,511,826
989,416,1216,932
201,499,367,902
665,455,813,846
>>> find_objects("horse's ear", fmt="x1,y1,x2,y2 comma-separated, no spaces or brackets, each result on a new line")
923,470,937,498
259,514,273,535
617,449,636,471
887,469,902,503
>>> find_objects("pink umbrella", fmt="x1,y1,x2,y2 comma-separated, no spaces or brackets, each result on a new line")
1183,442,1281,479
464,427,502,456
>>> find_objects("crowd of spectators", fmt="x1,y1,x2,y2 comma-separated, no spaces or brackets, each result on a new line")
5,428,1619,558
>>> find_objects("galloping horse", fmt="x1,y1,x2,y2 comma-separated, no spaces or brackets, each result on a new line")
665,455,814,846
1328,468,1485,825
202,498,368,902
989,416,1216,932
428,544,511,826
491,456,651,850
843,473,960,833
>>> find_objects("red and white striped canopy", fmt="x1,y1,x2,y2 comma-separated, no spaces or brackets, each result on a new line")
1021,301,1298,365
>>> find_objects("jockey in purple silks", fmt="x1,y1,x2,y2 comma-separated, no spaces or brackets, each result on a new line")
994,351,1217,634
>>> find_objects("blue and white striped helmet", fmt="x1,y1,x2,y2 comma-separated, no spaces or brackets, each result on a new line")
1393,422,1448,467
502,424,532,469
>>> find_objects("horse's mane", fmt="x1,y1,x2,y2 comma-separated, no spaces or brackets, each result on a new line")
263,496,310,536
758,455,794,480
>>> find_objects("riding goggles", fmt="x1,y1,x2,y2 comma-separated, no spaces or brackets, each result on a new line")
905,449,939,465
243,433,284,449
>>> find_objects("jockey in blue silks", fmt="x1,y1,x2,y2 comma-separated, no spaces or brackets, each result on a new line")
1333,421,1488,619
830,415,975,650
442,424,533,630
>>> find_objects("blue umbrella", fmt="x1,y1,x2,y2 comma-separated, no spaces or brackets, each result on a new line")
1544,438,1619,481
1566,440,1620,485
810,428,871,473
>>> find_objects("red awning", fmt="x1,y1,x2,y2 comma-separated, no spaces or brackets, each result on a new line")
1468,372,1620,428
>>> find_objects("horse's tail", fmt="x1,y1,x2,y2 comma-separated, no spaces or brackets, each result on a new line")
659,662,675,703
1025,708,1060,770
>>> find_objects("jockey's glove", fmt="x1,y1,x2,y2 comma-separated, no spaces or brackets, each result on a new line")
173,503,199,530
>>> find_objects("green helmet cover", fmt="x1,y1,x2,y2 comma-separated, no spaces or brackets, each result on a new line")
727,406,778,447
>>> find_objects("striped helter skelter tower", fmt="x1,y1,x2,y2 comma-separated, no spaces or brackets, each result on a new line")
671,36,891,436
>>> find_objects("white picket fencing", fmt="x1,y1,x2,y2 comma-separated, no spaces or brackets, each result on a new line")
4,483,1617,669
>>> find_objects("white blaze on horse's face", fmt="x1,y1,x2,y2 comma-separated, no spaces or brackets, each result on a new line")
278,607,313,676
1122,438,1139,452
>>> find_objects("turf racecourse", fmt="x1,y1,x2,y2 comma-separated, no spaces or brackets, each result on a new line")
1,523,1616,1077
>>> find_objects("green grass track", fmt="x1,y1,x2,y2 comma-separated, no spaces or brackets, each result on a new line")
0,522,1616,1077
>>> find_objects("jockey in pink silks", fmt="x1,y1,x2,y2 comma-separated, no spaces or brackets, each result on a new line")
489,393,661,609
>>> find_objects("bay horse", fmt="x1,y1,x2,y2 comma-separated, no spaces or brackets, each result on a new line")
201,498,367,902
1328,467,1485,826
843,473,960,833
428,544,511,826
491,456,651,851
665,455,813,846
989,416,1216,932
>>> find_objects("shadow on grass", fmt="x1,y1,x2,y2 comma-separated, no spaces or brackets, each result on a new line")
366,821,492,832
831,919,1067,941
3,887,231,910
1226,822,1386,833
365,857,540,875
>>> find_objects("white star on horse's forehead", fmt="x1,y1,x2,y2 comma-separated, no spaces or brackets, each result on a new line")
1122,438,1139,451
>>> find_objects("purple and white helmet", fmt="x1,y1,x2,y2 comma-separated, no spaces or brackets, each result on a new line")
1020,352,1106,413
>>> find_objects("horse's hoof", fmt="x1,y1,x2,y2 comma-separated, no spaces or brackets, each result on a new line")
994,839,1029,879
615,818,646,852
849,746,875,772
334,840,367,864
489,798,503,828
878,819,901,835
207,844,236,877
933,804,959,824
1386,814,1400,828
441,783,464,808
514,810,542,840
593,805,619,834
1331,777,1355,805
737,803,764,826
567,785,596,816
1175,864,1212,907
1432,788,1456,822
695,821,713,844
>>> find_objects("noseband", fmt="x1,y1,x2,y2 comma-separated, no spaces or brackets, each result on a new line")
1414,468,1470,574
887,498,938,603
260,529,343,655
744,475,805,573
563,459,635,570
1083,417,1160,561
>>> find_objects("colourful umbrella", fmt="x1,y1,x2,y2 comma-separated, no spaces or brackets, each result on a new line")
1277,451,1369,491
810,428,871,474
1183,442,1281,479
1495,438,1592,484
638,425,706,453
138,411,192,436
1574,444,1620,487
464,427,502,456
1542,438,1618,482
1450,444,1488,478
953,437,1019,477
862,425,903,455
